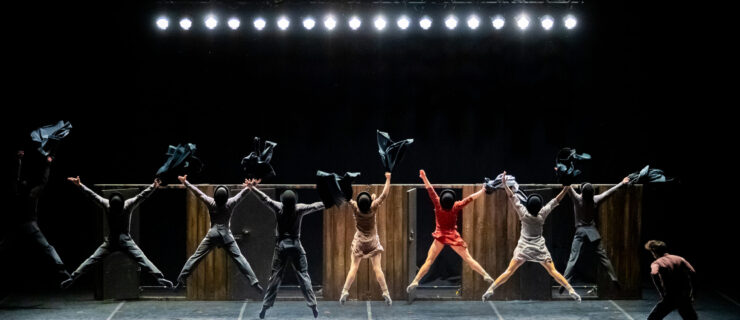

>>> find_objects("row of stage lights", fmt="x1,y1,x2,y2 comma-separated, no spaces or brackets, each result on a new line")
155,13,578,32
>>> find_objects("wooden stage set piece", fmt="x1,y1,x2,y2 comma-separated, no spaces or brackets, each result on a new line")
98,183,642,301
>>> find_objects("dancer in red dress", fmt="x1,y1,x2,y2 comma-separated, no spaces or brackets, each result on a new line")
406,169,492,297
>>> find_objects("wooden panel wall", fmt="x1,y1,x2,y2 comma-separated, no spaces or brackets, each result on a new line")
596,184,643,299
179,183,642,301
186,185,229,300
322,185,410,301
461,186,523,300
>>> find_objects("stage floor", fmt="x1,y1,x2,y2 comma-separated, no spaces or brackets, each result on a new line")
1,289,738,320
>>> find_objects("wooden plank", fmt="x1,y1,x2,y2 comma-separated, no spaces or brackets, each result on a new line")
185,188,198,300
596,184,642,299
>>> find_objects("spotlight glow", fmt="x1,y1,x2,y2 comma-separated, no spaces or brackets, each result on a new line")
516,14,530,30
324,16,337,30
156,17,169,30
419,16,432,30
467,15,480,30
277,16,290,30
205,15,218,29
541,15,554,30
303,17,316,30
374,16,387,30
564,15,577,29
492,15,505,29
228,18,240,30
349,16,361,30
397,16,410,30
253,17,266,30
445,15,458,30
180,18,192,30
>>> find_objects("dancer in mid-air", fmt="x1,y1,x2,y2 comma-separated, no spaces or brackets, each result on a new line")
406,170,493,299
339,172,393,305
482,172,581,302
174,175,262,293
249,180,325,319
561,176,630,292
62,177,172,288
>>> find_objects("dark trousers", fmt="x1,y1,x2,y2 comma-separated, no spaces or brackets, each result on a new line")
73,234,165,280
262,240,316,308
0,221,69,279
563,227,618,282
648,298,698,320
177,231,259,285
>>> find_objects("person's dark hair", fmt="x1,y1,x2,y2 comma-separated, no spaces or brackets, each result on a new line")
109,192,124,211
357,192,372,213
440,189,455,210
581,183,594,201
214,186,229,206
280,190,297,206
526,194,543,217
644,240,668,256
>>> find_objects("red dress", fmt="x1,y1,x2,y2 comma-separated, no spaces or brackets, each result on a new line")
426,186,474,248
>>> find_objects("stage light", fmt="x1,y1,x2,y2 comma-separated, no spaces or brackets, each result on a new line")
156,17,169,30
277,16,290,30
540,15,554,30
397,16,410,30
303,17,316,30
564,15,577,29
492,15,505,30
349,16,361,30
228,18,240,30
205,15,218,30
374,16,387,30
467,15,480,30
419,16,432,30
516,14,530,30
253,18,266,30
445,15,458,30
180,18,192,30
324,16,337,30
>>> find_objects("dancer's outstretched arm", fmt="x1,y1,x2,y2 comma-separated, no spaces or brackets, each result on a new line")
226,178,255,208
68,176,108,208
372,172,392,209
420,169,440,210
298,202,325,216
540,186,569,220
179,175,214,206
594,176,630,205
248,182,282,213
458,186,485,208
125,178,159,210
501,171,518,210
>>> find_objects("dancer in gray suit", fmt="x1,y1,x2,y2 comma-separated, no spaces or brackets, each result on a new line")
174,175,262,294
249,180,324,319
62,176,172,288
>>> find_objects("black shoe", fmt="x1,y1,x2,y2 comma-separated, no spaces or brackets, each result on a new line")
157,278,174,288
60,273,78,289
310,305,319,318
259,306,269,319
173,278,185,291
252,282,264,295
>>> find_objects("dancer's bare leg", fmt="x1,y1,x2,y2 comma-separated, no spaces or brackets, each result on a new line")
370,254,391,305
450,245,493,282
482,258,525,301
407,240,445,292
540,260,581,302
340,254,362,304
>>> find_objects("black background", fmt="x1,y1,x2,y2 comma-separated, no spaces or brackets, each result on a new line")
3,1,732,298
